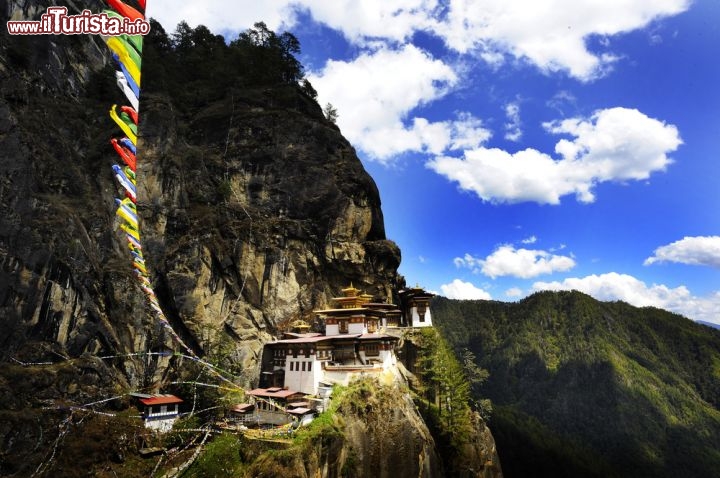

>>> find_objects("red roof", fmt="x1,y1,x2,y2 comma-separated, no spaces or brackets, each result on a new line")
358,333,398,340
287,401,310,408
275,335,357,344
247,388,304,399
231,403,254,413
139,394,183,406
282,332,323,339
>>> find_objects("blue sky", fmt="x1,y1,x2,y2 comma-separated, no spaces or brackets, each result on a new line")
147,1,720,324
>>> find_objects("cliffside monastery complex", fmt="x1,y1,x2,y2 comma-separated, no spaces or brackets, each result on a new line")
259,284,435,395
140,284,434,431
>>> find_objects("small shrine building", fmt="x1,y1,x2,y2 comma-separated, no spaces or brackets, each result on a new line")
399,286,435,327
136,394,183,433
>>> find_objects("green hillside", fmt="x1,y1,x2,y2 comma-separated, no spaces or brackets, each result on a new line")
432,291,720,478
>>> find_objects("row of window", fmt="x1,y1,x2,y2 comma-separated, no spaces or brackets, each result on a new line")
289,360,313,372
146,405,179,416
274,348,314,358
363,344,380,356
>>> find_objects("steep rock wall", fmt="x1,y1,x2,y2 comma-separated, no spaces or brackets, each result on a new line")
0,0,401,388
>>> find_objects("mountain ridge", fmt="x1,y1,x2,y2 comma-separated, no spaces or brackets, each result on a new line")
432,291,720,478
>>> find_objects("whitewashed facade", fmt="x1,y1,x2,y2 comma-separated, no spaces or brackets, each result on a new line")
139,395,183,433
399,286,435,328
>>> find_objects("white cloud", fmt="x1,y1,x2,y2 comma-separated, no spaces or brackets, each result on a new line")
645,236,720,268
521,235,537,245
504,102,522,141
309,45,491,161
146,0,436,42
482,246,576,279
146,1,297,33
533,272,720,324
455,245,576,279
428,107,681,204
290,0,436,45
440,279,492,300
438,0,690,80
454,253,481,271
505,287,523,298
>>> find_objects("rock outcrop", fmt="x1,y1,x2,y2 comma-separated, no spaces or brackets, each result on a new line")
0,0,401,385
240,378,443,478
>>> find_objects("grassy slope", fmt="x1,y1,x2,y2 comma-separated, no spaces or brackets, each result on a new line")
432,291,720,478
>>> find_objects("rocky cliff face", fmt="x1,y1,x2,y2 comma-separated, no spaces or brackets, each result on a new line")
136,88,401,378
0,0,401,385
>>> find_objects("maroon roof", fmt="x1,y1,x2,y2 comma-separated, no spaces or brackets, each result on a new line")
139,395,183,406
230,403,254,413
282,332,323,339
275,334,360,344
315,307,367,313
358,333,398,340
248,388,304,399
287,401,310,408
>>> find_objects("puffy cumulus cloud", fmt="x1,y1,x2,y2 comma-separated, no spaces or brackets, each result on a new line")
545,108,682,179
454,246,576,279
533,272,720,324
440,279,492,300
438,0,690,80
489,246,575,279
645,236,720,268
309,45,491,161
521,235,537,245
428,107,681,204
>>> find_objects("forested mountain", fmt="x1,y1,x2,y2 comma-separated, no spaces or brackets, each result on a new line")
433,291,720,478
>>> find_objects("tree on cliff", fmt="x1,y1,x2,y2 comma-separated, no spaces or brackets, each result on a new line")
143,19,317,110
323,102,339,123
